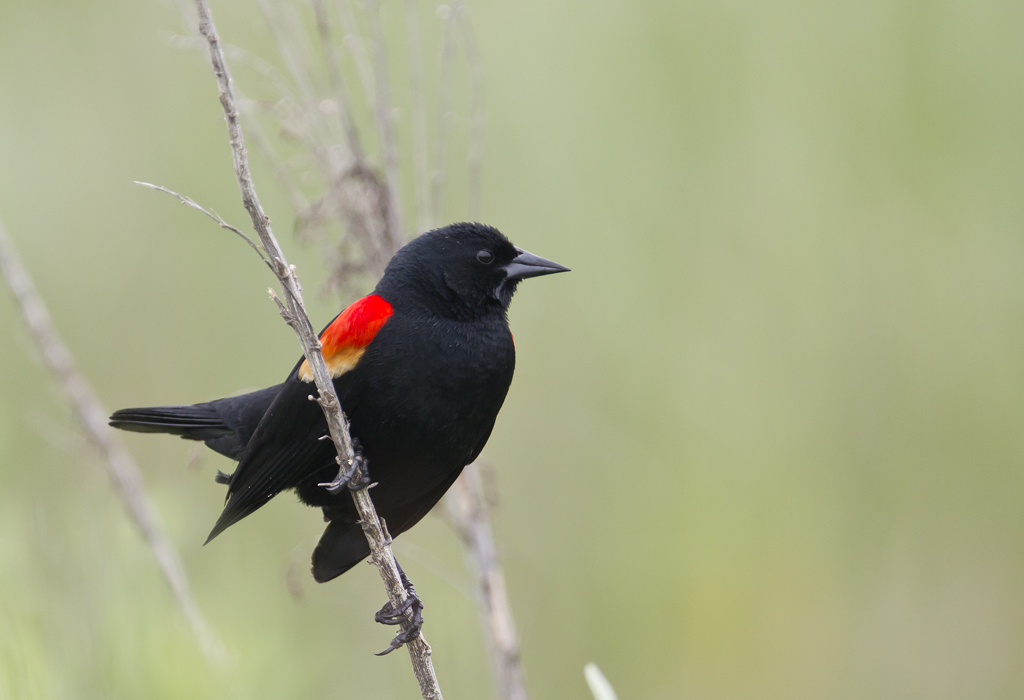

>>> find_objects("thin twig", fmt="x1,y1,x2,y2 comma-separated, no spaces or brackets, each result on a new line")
255,0,330,147
168,34,299,104
134,181,269,264
364,0,406,250
446,462,528,700
235,112,314,222
459,8,484,221
334,0,378,125
192,2,441,697
0,215,223,664
429,1,461,227
311,0,365,164
405,0,431,233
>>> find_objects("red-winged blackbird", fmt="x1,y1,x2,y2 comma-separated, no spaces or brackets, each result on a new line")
111,222,567,585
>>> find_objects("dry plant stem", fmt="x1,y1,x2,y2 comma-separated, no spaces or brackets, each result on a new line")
134,181,269,264
447,463,529,700
459,11,485,221
237,114,312,220
311,0,365,164
193,2,441,696
430,0,460,226
255,0,320,125
405,0,431,233
364,0,405,250
0,216,222,664
334,0,377,105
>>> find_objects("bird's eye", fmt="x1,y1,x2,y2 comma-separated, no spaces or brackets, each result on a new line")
476,249,494,265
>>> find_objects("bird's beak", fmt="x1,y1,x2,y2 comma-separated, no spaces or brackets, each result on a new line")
504,247,571,281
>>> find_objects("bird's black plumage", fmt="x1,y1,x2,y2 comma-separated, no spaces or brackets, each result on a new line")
110,223,568,583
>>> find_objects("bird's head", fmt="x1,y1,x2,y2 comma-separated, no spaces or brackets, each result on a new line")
376,222,569,319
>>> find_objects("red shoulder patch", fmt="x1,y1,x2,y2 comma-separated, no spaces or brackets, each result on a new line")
320,294,393,353
299,294,393,382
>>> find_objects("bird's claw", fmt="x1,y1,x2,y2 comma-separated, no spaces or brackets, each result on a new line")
319,448,372,494
319,456,361,494
374,592,421,626
373,566,424,656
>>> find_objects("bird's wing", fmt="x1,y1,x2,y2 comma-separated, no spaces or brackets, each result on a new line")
206,293,394,541
206,377,331,542
209,383,285,453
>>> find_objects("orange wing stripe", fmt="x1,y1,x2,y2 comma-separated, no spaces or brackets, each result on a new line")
298,294,393,382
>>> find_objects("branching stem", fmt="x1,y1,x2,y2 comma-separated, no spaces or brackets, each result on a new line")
192,1,441,696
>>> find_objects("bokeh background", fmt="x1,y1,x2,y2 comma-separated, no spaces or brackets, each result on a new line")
3,0,1024,698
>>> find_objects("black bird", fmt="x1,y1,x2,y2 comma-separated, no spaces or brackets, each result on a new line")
110,223,568,650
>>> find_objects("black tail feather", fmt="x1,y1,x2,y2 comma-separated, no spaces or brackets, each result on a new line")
110,403,247,462
109,405,230,440
109,385,284,463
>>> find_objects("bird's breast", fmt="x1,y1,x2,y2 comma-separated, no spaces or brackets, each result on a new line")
337,313,515,491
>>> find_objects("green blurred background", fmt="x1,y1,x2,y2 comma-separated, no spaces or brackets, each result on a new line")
3,0,1024,698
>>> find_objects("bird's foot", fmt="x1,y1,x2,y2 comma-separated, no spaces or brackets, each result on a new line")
318,456,360,494
214,470,232,485
319,449,371,495
374,564,424,656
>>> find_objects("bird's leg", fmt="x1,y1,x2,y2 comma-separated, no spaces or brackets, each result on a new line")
374,559,425,656
319,440,370,494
